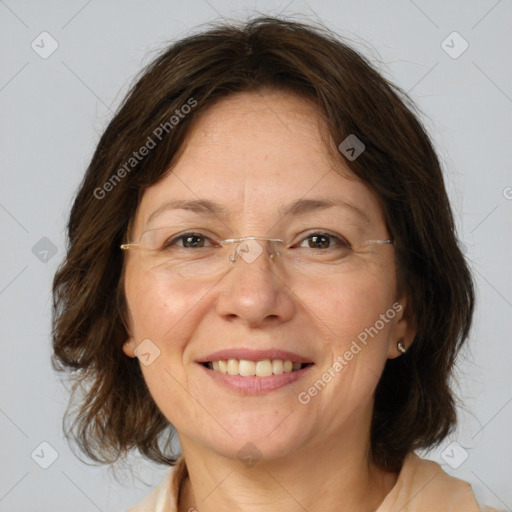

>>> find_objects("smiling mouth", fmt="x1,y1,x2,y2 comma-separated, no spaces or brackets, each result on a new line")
201,359,313,377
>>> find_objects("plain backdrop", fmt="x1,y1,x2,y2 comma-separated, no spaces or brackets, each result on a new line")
1,1,511,511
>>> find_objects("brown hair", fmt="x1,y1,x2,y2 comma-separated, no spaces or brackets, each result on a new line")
52,16,474,472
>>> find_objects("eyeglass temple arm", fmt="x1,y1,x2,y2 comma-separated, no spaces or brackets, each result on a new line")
363,239,393,245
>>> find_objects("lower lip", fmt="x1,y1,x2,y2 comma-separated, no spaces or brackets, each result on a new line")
198,363,314,395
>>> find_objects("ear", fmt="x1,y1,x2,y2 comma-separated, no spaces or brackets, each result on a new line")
387,296,417,359
120,300,137,358
123,337,136,358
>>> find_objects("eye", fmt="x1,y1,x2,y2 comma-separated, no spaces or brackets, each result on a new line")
296,232,351,250
163,232,217,249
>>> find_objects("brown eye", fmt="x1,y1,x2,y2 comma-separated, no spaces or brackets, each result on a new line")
163,233,214,249
307,234,331,249
297,232,350,250
181,234,206,248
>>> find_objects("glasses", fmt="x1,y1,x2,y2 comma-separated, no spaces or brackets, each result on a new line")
120,228,393,279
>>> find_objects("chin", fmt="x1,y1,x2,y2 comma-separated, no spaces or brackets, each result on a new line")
202,413,309,462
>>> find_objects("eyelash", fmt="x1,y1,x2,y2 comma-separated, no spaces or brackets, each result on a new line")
163,231,351,250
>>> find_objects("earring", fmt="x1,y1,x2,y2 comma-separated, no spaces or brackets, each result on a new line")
397,339,407,354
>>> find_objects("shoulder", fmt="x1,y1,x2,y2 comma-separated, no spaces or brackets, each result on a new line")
125,456,187,512
377,452,500,512
401,452,476,503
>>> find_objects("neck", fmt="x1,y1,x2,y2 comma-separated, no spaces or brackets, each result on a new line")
177,427,397,512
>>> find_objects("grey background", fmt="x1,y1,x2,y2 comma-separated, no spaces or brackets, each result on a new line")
1,0,511,510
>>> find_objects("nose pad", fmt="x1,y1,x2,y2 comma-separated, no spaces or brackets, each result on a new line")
226,237,283,265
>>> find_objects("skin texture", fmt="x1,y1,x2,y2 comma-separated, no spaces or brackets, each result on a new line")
122,90,416,512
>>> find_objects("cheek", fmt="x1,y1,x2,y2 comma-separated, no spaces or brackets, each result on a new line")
301,274,397,417
124,266,203,345
304,266,397,359
124,266,209,428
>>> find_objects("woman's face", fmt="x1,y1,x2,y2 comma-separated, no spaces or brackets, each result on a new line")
123,90,413,461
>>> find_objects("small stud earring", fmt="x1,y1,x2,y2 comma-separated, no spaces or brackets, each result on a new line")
397,339,407,354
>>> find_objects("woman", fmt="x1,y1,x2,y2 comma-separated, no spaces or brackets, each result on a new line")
52,17,499,511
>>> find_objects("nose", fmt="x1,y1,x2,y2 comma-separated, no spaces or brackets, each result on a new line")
215,239,296,327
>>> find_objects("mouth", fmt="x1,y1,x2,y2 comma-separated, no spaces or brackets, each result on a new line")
196,349,314,394
198,359,314,395
200,359,313,377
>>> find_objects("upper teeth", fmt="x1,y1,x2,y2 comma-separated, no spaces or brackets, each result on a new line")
208,359,303,377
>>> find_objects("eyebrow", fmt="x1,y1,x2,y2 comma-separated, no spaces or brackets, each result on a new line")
278,198,370,224
147,199,229,225
146,197,370,225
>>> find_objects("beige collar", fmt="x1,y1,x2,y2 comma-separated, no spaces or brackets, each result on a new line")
127,452,486,511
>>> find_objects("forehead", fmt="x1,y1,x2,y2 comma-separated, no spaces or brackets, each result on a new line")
135,91,385,230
